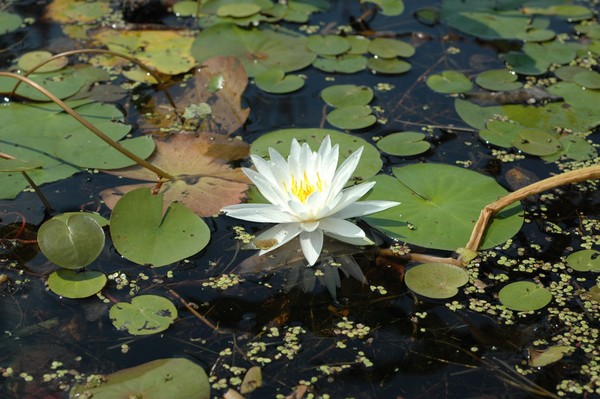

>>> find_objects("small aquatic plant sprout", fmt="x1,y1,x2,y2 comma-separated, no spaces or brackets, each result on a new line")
221,136,399,265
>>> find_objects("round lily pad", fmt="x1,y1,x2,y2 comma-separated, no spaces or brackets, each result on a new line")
515,28,555,42
110,294,178,335
250,128,382,184
475,69,522,92
313,55,367,74
554,66,588,82
573,70,600,89
367,38,415,58
528,346,572,367
479,120,521,148
363,163,524,251
511,128,562,156
347,35,370,54
377,132,430,156
38,214,105,270
321,84,373,107
427,71,472,94
254,69,304,93
173,0,197,17
367,58,411,74
17,51,68,73
217,3,261,18
69,358,210,399
498,281,552,311
566,249,600,272
543,135,597,162
0,11,22,35
326,105,376,130
306,35,350,56
405,262,469,299
363,0,404,16
48,270,107,299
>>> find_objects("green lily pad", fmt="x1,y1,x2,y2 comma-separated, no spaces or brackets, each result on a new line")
362,0,404,16
363,163,524,251
0,11,22,35
47,270,107,299
17,51,68,73
498,281,552,311
254,69,304,93
441,9,531,40
554,66,588,82
479,120,521,148
528,346,572,367
367,38,414,58
523,5,592,20
38,214,105,270
191,24,315,77
306,35,351,56
454,98,503,130
250,129,382,185
110,295,178,335
404,262,469,299
217,3,261,18
326,105,376,130
505,41,577,76
0,158,41,172
376,132,431,156
366,58,411,74
573,70,600,89
347,35,370,54
0,68,87,101
475,69,522,92
321,84,374,107
511,128,562,156
566,250,600,272
312,55,367,74
426,71,472,94
110,188,211,267
514,28,555,42
542,135,597,162
69,358,210,399
173,1,197,17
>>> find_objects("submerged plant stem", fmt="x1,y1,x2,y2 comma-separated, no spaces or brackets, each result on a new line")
0,72,175,181
20,171,54,213
168,288,220,332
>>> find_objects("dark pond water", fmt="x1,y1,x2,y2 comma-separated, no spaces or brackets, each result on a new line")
1,1,599,398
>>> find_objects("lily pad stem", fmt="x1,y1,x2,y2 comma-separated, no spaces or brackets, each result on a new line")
9,48,185,125
0,72,175,181
462,164,600,262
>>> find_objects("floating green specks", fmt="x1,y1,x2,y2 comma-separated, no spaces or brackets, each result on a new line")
405,262,469,299
475,69,522,92
363,163,523,251
47,270,107,299
566,250,600,272
511,128,562,156
254,69,304,93
426,70,472,94
110,295,178,335
38,214,105,269
321,84,373,107
0,10,22,35
376,132,430,156
368,38,415,58
326,105,376,130
306,35,351,56
498,281,552,311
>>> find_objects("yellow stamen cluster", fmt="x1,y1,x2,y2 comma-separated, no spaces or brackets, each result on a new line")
287,171,323,203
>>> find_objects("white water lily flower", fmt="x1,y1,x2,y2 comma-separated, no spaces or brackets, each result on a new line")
221,136,399,266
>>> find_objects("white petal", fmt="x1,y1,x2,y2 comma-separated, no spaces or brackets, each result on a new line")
255,223,302,255
250,155,274,181
319,218,367,239
331,200,400,219
326,231,375,246
327,146,363,201
221,203,298,223
324,182,375,216
243,168,288,207
300,221,320,232
300,229,324,266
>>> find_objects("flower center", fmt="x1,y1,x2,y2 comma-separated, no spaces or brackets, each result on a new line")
287,171,323,203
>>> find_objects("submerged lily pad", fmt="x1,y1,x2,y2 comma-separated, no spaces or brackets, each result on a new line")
427,71,472,94
38,214,105,269
566,250,600,272
47,270,107,299
250,129,382,184
363,163,523,251
321,85,374,107
528,346,572,368
70,358,210,399
254,69,304,93
110,188,211,267
405,262,469,299
326,105,376,130
110,295,178,335
191,24,315,77
498,281,552,311
377,132,431,156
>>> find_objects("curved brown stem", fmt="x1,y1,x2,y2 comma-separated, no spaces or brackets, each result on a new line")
0,72,175,180
462,164,600,259
10,48,185,124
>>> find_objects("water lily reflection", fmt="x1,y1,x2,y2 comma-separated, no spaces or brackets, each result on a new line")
221,136,398,266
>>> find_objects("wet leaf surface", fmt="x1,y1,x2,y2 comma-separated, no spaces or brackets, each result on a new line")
109,294,178,335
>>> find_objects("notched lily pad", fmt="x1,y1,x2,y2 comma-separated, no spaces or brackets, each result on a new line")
0,10,23,35
306,35,350,56
110,294,178,335
313,55,367,74
368,38,414,58
528,346,572,367
362,0,404,16
498,281,552,311
326,105,376,130
573,70,600,89
566,249,600,272
405,262,469,299
427,70,472,94
475,69,522,92
321,84,374,107
17,50,68,73
254,69,304,94
511,128,562,156
48,270,107,299
367,58,411,74
377,132,430,156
